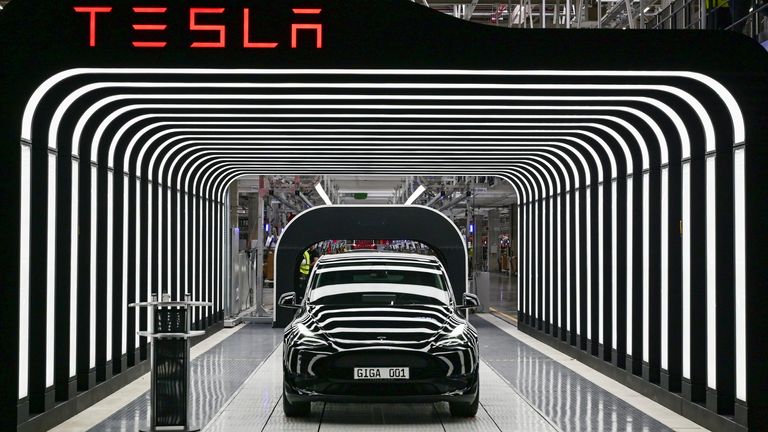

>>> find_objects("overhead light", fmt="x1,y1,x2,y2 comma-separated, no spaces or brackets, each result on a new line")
314,183,333,205
404,184,426,205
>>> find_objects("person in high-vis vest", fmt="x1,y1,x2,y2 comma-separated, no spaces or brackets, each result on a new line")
298,248,312,297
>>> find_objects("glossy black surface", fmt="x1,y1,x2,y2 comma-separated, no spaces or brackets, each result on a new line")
282,253,479,404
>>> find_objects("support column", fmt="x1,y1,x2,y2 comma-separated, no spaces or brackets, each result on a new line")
488,209,500,272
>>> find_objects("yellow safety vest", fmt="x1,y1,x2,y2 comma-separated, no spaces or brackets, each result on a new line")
299,250,311,276
706,0,728,9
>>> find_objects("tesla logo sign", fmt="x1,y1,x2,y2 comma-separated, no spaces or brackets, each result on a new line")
73,6,323,49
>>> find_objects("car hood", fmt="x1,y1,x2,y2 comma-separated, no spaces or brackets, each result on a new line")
306,304,459,350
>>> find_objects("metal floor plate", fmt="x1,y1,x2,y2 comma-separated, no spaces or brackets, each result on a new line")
89,324,282,432
205,346,556,432
472,315,675,432
88,316,682,432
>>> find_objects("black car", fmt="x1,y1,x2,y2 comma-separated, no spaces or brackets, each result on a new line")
278,252,480,417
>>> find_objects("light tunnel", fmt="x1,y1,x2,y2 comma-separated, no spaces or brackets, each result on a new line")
13,67,756,427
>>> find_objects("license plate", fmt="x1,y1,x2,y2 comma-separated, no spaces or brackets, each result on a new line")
353,367,409,380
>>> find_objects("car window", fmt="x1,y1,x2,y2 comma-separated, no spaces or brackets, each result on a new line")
307,268,449,306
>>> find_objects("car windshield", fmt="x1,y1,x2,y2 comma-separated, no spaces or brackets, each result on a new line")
307,267,450,306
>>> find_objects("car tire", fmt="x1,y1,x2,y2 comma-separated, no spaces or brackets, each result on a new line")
449,388,479,417
283,391,311,417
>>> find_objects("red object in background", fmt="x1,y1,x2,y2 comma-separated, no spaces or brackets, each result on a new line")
352,240,376,250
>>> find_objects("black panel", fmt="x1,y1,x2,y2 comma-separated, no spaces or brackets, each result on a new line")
274,206,467,327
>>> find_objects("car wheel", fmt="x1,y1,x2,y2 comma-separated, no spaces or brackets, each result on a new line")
449,388,479,417
283,391,311,417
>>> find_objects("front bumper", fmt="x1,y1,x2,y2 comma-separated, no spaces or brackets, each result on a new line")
284,370,478,404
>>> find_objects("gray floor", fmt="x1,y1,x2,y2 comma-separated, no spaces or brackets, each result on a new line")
89,324,282,432
90,315,675,432
487,272,518,316
472,316,673,432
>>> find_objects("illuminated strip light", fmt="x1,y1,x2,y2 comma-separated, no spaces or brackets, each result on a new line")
598,183,604,346
20,68,741,152
734,148,746,402
158,185,164,296
208,168,531,213
534,201,538,322
557,191,563,331
190,193,196,325
75,95,649,174
168,142,579,195
611,179,618,351
706,156,717,389
126,112,654,188
549,195,554,327
566,190,571,332
33,81,708,378
70,162,79,377
219,169,536,216
204,164,552,231
195,153,558,199
192,155,558,206
626,176,633,356
52,81,708,165
135,177,141,348
642,172,650,363
517,200,522,323
122,174,129,356
89,165,97,368
118,116,632,188
681,162,691,379
147,184,153,332
203,164,533,192
661,167,669,370
314,183,333,206
106,173,113,362
174,148,564,202
586,189,591,340
18,77,712,316
18,144,31,399
113,117,630,175
575,191,580,335
164,185,172,299
46,153,56,387
152,134,599,189
177,190,182,302
404,185,426,205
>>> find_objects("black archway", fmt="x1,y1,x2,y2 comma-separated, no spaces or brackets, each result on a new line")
273,205,468,326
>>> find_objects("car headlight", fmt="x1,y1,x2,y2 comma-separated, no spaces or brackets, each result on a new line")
433,324,467,348
296,323,316,337
294,323,329,347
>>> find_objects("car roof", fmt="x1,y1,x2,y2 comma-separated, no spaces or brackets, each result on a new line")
316,251,440,264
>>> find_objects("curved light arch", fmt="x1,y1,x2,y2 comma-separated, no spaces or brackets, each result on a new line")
23,68,741,150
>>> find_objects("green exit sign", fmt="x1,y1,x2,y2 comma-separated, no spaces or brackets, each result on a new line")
353,193,368,200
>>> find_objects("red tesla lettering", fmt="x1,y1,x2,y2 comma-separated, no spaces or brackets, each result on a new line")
243,8,278,48
291,24,322,48
73,6,112,47
190,8,226,48
132,7,167,48
291,8,322,49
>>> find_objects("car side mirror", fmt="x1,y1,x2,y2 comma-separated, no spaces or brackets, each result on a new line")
458,292,479,310
278,292,300,309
